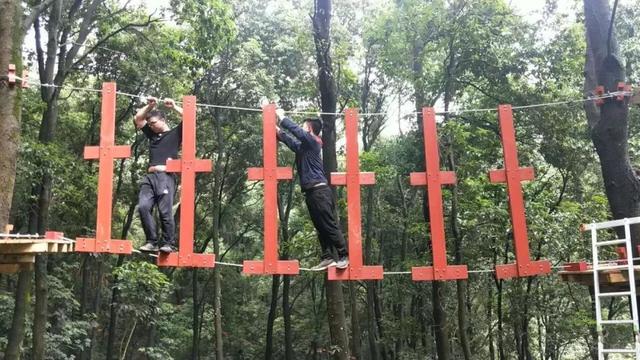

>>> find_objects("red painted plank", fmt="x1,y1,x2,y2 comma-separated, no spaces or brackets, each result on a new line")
242,104,299,275
76,83,132,254
490,105,551,279
410,107,468,281
327,108,383,281
157,96,215,268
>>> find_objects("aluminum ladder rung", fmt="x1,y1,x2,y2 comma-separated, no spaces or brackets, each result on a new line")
595,265,635,271
602,348,638,354
597,239,628,246
587,217,640,360
598,291,632,298
600,319,635,325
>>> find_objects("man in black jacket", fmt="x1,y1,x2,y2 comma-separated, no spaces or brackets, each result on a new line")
134,97,182,253
275,108,348,270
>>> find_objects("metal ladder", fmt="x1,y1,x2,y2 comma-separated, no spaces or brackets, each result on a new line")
585,217,640,359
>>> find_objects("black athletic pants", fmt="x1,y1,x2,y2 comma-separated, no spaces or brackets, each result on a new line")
304,185,348,260
138,172,177,247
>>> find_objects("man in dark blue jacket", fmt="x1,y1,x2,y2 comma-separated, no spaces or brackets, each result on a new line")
275,109,348,270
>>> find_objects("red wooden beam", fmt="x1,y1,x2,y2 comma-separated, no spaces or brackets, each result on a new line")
489,105,551,279
411,108,468,281
243,104,299,275
157,96,215,268
328,108,383,280
76,83,132,254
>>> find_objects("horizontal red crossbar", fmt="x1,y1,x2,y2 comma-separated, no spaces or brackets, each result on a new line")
76,238,132,254
412,265,468,281
409,171,456,186
488,168,534,183
247,167,293,181
330,172,376,186
84,145,131,160
157,252,215,268
495,261,551,279
243,260,299,275
328,265,383,280
166,159,212,173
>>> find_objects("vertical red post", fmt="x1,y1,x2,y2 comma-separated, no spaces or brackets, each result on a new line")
243,104,299,275
411,108,468,281
157,96,215,268
328,108,383,280
489,105,551,279
76,83,132,254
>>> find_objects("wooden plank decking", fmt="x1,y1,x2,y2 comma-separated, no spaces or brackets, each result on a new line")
0,226,74,273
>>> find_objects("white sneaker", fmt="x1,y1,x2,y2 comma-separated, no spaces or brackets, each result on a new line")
335,257,349,269
312,258,336,270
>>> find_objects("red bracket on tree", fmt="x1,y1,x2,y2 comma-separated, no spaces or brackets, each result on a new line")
157,96,215,268
7,64,16,86
328,108,383,281
615,245,640,265
616,82,632,102
489,105,551,279
243,104,299,275
44,231,64,241
563,262,588,271
21,68,29,89
411,108,468,281
594,85,605,106
76,83,132,254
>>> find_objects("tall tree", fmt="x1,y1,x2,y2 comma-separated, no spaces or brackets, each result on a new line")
583,0,638,236
1,2,54,359
312,0,349,359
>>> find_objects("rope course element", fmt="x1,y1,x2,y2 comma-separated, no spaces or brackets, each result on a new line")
9,73,634,117
0,232,635,276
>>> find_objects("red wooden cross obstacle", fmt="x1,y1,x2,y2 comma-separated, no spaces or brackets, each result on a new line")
157,96,215,268
411,108,468,281
489,105,550,279
76,83,132,254
328,109,383,280
243,104,299,275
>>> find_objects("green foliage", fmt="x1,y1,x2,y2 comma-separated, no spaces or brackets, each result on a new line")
5,0,640,359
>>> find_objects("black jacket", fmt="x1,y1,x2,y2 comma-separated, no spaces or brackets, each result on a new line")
277,117,327,191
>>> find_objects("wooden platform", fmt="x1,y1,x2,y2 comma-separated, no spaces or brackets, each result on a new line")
0,227,74,273
559,265,640,292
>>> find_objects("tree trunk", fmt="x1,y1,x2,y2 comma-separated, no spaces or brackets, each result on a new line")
211,108,225,360
432,281,450,359
265,275,281,360
32,255,48,360
106,255,125,360
349,282,362,359
583,1,638,240
278,176,295,360
5,270,31,360
192,269,200,360
584,0,640,339
312,1,349,359
1,1,29,359
86,258,104,360
283,274,294,360
0,0,22,228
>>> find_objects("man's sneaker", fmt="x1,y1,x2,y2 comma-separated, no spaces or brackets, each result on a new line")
159,245,177,253
139,242,159,252
312,258,336,270
336,256,349,269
